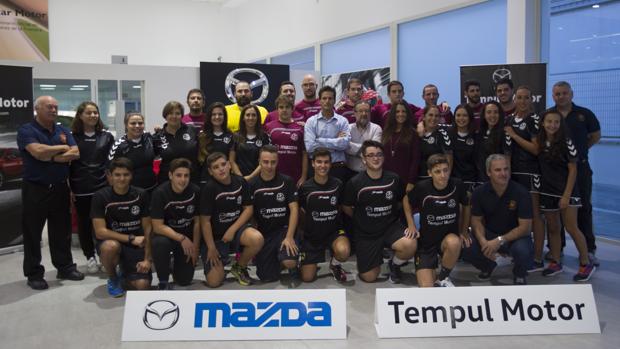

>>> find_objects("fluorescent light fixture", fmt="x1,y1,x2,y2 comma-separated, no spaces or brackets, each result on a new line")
592,4,600,8
132,85,141,89
72,85,89,88
40,87,55,90
39,84,56,88
70,87,85,91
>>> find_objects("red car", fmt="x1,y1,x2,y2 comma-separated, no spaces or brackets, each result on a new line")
0,148,23,189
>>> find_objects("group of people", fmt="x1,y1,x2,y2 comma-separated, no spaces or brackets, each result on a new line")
16,74,601,296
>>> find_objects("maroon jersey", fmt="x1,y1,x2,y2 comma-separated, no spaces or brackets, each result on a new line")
414,106,453,125
264,119,305,184
181,113,205,129
263,109,305,125
335,103,356,124
469,103,483,130
294,99,321,120
371,102,421,128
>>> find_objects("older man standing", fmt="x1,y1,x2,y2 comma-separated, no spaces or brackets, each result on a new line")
345,100,382,178
17,96,84,290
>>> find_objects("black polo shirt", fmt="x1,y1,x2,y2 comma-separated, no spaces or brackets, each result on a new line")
17,120,76,184
199,175,251,239
471,180,532,238
549,103,600,161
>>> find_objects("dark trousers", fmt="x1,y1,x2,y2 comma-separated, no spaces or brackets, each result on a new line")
151,235,195,286
22,181,75,280
577,160,595,252
74,195,96,259
462,233,533,278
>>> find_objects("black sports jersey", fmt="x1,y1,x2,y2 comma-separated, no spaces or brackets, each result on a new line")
450,130,478,182
419,127,452,177
505,113,540,174
549,103,600,161
154,123,199,183
199,175,251,239
90,186,150,236
249,173,297,235
150,181,200,238
233,133,270,176
298,176,343,242
476,128,508,181
408,178,468,248
539,138,579,196
70,130,115,195
342,170,405,239
108,133,157,190
199,130,234,184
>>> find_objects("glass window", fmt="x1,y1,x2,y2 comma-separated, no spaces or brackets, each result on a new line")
97,80,118,132
321,28,390,75
33,79,91,127
271,47,315,71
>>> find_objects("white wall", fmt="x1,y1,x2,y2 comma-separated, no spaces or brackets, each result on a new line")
49,0,237,67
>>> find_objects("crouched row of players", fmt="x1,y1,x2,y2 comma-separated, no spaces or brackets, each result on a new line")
92,140,531,297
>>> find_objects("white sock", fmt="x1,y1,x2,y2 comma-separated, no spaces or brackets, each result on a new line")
330,257,341,266
392,256,406,266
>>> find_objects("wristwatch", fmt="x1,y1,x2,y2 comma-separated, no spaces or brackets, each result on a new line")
497,235,506,246
128,234,136,244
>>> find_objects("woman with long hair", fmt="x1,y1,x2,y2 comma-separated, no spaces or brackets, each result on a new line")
230,104,270,182
449,104,478,192
418,105,453,180
476,101,507,181
381,100,420,191
536,110,595,281
198,102,234,184
70,101,115,273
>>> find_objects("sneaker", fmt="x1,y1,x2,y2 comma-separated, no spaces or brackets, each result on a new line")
513,276,527,285
230,263,252,286
588,252,600,267
57,268,85,281
542,262,563,277
107,277,125,297
434,277,455,287
27,278,49,290
87,256,100,274
573,263,596,282
158,281,174,290
388,259,402,284
545,250,563,261
528,260,544,273
477,264,496,281
329,261,348,283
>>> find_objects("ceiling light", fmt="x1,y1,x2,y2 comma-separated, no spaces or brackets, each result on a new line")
592,4,600,8
39,84,56,88
132,85,141,89
40,87,55,90
72,85,89,88
70,87,85,91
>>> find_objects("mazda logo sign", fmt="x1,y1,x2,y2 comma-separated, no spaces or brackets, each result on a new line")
143,300,180,330
492,68,512,83
225,68,270,104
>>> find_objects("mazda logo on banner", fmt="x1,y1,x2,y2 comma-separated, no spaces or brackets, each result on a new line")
492,68,512,84
225,68,270,104
143,300,180,330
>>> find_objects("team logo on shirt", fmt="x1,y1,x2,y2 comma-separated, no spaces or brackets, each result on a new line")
276,192,285,202
131,205,140,215
187,205,195,214
448,199,456,208
426,136,435,144
311,211,320,219
466,138,474,146
365,206,374,215
385,190,393,200
183,133,190,141
290,133,299,141
577,114,585,122
237,196,242,205
508,200,517,210
330,196,337,206
519,123,527,130
255,139,263,147
223,136,231,144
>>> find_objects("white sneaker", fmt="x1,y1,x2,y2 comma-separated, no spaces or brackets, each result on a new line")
87,256,100,274
435,277,455,287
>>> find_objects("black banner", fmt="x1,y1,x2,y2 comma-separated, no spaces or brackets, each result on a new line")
460,63,547,113
200,62,290,111
0,65,33,249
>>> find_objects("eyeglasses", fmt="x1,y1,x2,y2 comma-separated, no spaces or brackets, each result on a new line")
364,152,384,159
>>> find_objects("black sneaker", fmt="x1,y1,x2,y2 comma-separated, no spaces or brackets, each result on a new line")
329,261,348,283
477,264,496,281
57,268,85,281
388,259,402,284
158,282,174,290
27,278,48,290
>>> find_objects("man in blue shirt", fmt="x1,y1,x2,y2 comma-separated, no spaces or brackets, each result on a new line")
16,96,84,290
304,85,351,181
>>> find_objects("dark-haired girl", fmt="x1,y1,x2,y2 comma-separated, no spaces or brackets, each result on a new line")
476,101,508,181
198,102,234,184
418,105,452,180
230,104,270,182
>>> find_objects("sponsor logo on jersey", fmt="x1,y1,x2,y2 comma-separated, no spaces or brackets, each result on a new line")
508,200,517,210
276,192,285,202
385,190,393,200
187,205,195,214
131,205,140,215
448,199,456,208
183,133,190,141
290,132,299,141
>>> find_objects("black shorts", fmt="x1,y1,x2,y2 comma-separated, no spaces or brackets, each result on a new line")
255,228,300,281
512,172,541,193
201,223,249,274
300,230,348,266
96,239,152,281
356,221,407,274
415,245,440,271
539,193,582,211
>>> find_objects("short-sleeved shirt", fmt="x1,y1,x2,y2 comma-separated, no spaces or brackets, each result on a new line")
538,138,579,196
294,99,321,120
199,175,251,239
225,104,268,133
17,120,77,184
549,103,600,161
249,173,297,235
182,113,206,129
90,186,150,236
70,130,115,195
505,113,540,174
298,176,343,242
154,123,199,183
198,130,234,184
419,127,452,177
342,170,405,239
232,133,271,176
471,181,532,238
150,181,200,238
263,109,305,125
408,178,468,248
450,130,478,182
108,133,157,190
264,119,305,184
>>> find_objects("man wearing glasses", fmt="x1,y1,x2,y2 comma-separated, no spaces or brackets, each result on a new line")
342,140,418,283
